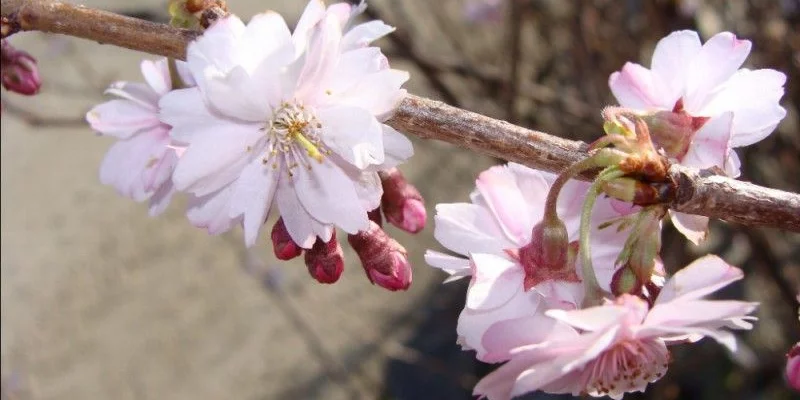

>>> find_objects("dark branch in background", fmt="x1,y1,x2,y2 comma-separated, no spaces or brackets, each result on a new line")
360,3,461,107
2,0,800,232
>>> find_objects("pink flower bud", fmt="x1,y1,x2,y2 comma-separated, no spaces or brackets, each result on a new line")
1,40,41,96
640,101,709,159
304,233,344,284
379,168,427,234
348,221,412,291
516,219,579,291
271,218,303,261
368,208,383,227
787,343,800,392
610,266,641,297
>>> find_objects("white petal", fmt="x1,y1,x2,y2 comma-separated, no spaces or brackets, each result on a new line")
684,32,752,111
87,100,160,139
327,47,387,95
99,131,167,201
229,158,280,247
378,124,413,169
295,13,342,100
148,179,176,216
317,105,384,168
670,211,709,245
186,15,247,90
204,66,270,122
292,0,327,56
681,112,733,170
655,254,744,304
466,253,525,310
186,186,238,235
240,12,292,71
172,123,262,195
609,63,663,109
331,69,409,118
545,305,631,332
104,81,159,110
341,20,395,51
292,158,369,234
275,182,319,248
159,87,220,144
140,58,171,96
424,250,471,281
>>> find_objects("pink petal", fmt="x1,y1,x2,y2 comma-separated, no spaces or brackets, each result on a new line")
433,203,511,256
650,30,702,107
99,131,167,201
645,299,758,332
87,99,160,139
476,165,532,245
292,158,369,234
683,32,752,111
186,15,247,88
204,65,272,122
507,163,552,234
681,112,733,170
148,179,176,216
377,124,413,170
295,13,342,100
229,158,279,247
329,69,409,119
240,12,292,70
104,82,159,110
466,253,526,311
609,62,661,109
326,47,387,95
292,0,327,56
670,211,709,245
655,254,743,304
316,105,384,168
158,87,220,144
482,315,578,363
545,304,635,332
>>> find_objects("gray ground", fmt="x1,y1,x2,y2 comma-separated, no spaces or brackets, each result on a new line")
1,1,495,399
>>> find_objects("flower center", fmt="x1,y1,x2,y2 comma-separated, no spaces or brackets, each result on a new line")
580,338,670,398
260,101,329,176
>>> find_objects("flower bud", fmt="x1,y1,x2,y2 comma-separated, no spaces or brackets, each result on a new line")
304,232,344,284
348,221,412,291
601,177,665,206
271,218,303,261
640,106,709,160
517,219,579,291
787,343,800,392
610,266,641,297
616,208,664,283
368,207,383,227
1,40,41,96
379,168,427,234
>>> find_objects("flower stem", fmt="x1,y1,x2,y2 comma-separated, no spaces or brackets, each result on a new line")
580,166,626,307
543,149,625,224
167,58,187,90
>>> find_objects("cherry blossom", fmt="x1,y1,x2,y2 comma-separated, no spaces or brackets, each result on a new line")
87,58,192,216
159,1,412,247
425,163,636,361
474,255,757,399
609,30,786,243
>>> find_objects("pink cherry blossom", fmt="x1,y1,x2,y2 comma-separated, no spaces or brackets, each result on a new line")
425,163,635,361
474,255,758,400
87,58,192,216
609,30,786,244
159,1,412,247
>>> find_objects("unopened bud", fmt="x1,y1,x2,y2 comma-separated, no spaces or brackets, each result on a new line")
379,168,427,234
348,221,412,291
1,40,41,96
616,208,664,283
271,218,303,261
304,233,344,284
787,343,800,392
641,107,709,160
368,208,383,227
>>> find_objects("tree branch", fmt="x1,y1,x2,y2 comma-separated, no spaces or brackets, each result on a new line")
3,0,799,232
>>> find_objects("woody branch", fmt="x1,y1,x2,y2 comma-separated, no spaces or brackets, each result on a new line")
2,0,799,232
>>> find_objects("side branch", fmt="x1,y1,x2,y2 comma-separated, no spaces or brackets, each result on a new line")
3,0,799,232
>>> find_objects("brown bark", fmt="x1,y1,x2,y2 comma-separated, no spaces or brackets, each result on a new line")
2,0,799,232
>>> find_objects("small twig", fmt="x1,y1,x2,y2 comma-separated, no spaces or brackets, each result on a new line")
2,0,799,232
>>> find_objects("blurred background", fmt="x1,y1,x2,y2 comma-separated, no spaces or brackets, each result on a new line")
1,0,798,399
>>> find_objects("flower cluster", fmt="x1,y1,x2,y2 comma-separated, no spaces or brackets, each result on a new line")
87,0,422,290
426,30,786,399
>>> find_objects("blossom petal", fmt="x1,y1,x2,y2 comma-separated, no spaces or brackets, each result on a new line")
148,179,176,216
655,254,744,304
424,250,471,282
466,253,525,311
171,123,262,195
545,304,634,332
295,13,342,100
341,20,395,51
670,211,709,245
159,87,222,144
87,100,160,139
378,124,413,170
316,105,384,168
482,315,579,363
104,82,159,110
292,158,369,234
99,130,168,201
186,186,239,235
204,65,272,122
684,32,751,111
186,15,247,89
229,158,279,247
681,112,733,170
275,182,320,248
609,63,662,109
140,58,171,96
476,165,531,245
644,299,758,334
239,11,292,71
433,203,510,256
327,47,387,95
292,0,327,56
650,30,702,106
332,69,409,118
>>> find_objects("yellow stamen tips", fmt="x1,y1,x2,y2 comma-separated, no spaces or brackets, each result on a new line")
325,89,332,95
145,157,159,168
294,133,324,163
